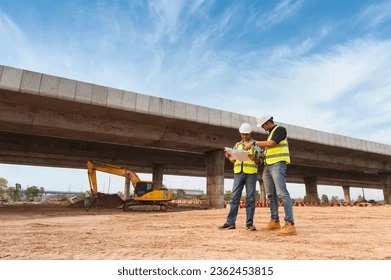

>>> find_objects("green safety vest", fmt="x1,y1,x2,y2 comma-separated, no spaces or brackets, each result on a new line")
233,142,258,174
264,126,291,165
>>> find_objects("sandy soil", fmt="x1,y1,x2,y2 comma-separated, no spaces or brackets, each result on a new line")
0,202,390,260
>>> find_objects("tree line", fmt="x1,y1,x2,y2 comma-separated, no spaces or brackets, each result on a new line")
0,177,45,202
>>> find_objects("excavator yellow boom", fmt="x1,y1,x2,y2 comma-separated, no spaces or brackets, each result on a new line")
87,160,143,194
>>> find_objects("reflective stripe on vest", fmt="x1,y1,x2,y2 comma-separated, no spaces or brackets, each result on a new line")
265,126,291,165
233,142,258,174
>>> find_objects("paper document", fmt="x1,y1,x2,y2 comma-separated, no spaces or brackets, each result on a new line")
224,147,250,161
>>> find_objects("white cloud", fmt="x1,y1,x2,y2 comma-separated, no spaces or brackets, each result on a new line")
0,12,32,67
357,0,391,29
217,38,391,143
147,0,187,43
254,0,304,29
0,12,25,41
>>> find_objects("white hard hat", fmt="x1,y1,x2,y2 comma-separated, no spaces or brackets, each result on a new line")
239,122,252,134
256,115,273,127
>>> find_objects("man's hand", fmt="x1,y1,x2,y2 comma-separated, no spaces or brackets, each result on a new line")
248,153,260,164
244,142,252,150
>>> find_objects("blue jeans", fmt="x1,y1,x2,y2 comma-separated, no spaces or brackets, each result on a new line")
262,162,294,224
226,173,257,226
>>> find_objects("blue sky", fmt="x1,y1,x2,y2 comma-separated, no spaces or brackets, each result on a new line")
0,0,389,200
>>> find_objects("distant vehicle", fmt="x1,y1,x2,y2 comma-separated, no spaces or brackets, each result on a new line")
367,199,379,205
69,196,81,204
0,198,8,204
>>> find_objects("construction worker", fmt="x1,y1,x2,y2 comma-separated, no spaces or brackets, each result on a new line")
84,190,91,209
219,122,262,231
244,115,296,235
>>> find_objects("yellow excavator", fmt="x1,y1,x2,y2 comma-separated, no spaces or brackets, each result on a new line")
87,160,173,211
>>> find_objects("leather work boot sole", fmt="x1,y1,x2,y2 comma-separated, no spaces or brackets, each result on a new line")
261,220,281,231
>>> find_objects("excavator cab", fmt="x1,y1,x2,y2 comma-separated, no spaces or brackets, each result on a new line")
134,181,153,197
133,181,172,202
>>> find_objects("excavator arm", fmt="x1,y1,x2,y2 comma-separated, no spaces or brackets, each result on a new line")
87,160,142,194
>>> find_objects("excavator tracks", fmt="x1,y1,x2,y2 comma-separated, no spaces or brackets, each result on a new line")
122,200,168,212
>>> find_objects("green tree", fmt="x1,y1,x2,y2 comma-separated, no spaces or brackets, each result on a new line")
7,187,15,200
321,194,329,204
177,189,186,199
331,196,339,203
224,190,232,201
0,177,8,188
25,186,40,201
7,183,22,201
0,178,7,198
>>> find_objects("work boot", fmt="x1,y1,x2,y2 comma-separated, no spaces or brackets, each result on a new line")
218,223,236,230
261,220,281,230
276,222,297,235
246,224,257,231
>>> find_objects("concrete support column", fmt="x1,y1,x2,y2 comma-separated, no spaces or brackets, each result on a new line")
342,185,351,203
124,178,131,200
205,150,225,208
380,173,391,205
152,164,164,190
258,174,266,203
304,176,319,203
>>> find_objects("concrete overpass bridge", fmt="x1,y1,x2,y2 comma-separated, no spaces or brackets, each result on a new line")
1,64,391,206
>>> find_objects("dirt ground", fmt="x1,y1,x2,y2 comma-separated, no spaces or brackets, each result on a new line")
0,201,390,260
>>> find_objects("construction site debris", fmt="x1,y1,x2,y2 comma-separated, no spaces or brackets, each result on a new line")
68,193,125,208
